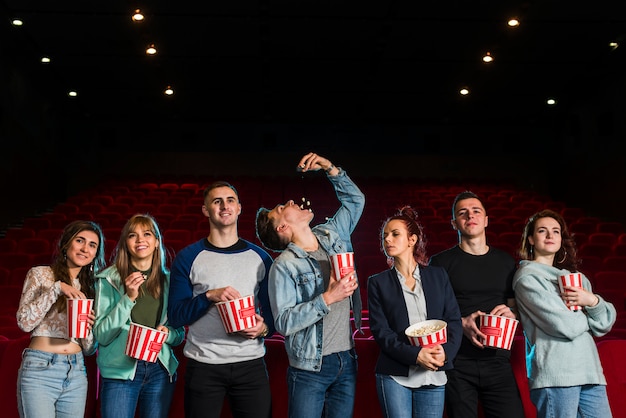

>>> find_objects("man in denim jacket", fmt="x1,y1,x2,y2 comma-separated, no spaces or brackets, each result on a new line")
256,152,365,418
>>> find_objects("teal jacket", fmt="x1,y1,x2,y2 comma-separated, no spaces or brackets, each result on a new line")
94,266,185,381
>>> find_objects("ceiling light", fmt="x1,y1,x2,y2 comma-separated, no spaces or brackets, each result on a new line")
546,98,557,106
41,56,51,63
132,9,144,22
68,91,78,97
609,41,619,50
459,88,469,96
146,44,157,55
164,86,174,95
482,52,493,63
507,19,519,27
11,19,23,26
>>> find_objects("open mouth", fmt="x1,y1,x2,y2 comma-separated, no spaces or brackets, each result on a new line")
299,197,312,212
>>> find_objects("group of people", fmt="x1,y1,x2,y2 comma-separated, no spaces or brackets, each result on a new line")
14,152,617,418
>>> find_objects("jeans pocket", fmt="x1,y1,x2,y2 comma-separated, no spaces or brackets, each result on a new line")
22,356,50,371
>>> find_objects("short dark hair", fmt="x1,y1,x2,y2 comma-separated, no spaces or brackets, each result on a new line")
451,190,482,219
255,207,288,252
203,181,239,202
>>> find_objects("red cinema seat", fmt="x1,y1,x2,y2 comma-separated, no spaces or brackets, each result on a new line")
597,339,626,417
0,334,30,418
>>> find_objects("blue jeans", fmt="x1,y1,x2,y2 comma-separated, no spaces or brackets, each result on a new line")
100,360,176,418
287,348,357,418
530,385,612,418
17,348,88,418
376,374,445,418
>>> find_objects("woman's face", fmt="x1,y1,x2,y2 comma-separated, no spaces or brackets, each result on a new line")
529,216,562,257
66,230,100,268
126,225,158,262
382,219,415,259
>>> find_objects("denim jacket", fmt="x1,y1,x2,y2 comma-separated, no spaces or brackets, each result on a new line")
269,168,365,371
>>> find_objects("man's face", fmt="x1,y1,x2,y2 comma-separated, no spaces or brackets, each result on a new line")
202,186,242,227
451,197,488,238
269,199,314,233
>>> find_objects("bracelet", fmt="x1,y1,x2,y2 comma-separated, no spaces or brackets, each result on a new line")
325,164,335,173
258,326,269,339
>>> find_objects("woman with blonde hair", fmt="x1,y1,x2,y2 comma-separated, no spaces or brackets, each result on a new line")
94,214,185,418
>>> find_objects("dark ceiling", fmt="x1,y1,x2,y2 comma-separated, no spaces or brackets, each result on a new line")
2,1,625,135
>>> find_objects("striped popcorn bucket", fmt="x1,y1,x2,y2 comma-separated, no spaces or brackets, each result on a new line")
66,298,93,339
480,314,519,350
330,252,355,281
559,273,583,311
125,323,167,363
405,319,448,347
216,295,257,333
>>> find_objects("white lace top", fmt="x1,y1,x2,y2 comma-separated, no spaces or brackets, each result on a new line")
16,265,96,354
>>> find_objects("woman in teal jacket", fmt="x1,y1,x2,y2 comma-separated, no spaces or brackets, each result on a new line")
94,214,185,418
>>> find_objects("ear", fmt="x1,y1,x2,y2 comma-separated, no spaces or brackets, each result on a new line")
408,233,418,247
484,215,489,228
276,223,288,233
451,219,458,230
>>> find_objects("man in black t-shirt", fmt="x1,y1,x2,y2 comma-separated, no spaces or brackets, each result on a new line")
429,191,525,418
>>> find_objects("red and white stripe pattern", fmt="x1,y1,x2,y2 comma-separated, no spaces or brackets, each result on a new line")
125,323,167,363
480,314,519,350
216,295,257,333
416,327,447,347
405,320,448,347
559,273,583,311
66,298,93,339
330,252,355,280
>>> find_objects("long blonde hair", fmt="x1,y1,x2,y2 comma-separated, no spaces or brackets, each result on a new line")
112,214,168,298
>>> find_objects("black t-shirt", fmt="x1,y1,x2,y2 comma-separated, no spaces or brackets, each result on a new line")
429,245,516,358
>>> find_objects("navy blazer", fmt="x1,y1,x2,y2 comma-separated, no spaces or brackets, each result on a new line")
367,265,462,376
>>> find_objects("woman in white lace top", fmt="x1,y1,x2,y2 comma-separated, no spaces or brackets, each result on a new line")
16,220,106,418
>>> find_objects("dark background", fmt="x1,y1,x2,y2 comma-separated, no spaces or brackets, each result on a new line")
2,1,625,232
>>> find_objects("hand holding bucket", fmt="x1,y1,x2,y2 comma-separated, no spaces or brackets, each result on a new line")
216,295,257,333
405,320,447,347
330,252,355,281
125,323,167,363
67,298,94,339
559,273,583,311
479,314,519,350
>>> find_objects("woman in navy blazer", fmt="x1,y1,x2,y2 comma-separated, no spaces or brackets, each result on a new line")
367,206,462,418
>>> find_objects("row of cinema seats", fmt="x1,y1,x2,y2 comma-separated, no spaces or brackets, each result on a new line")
2,177,626,309
1,177,626,417
1,330,626,417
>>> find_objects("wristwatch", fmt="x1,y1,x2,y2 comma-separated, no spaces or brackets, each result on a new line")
258,326,269,338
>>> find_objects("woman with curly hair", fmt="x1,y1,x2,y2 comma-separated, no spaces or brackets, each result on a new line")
513,209,616,417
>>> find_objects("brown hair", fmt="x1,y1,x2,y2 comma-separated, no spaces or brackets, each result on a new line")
519,209,580,272
255,207,288,252
51,220,106,312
